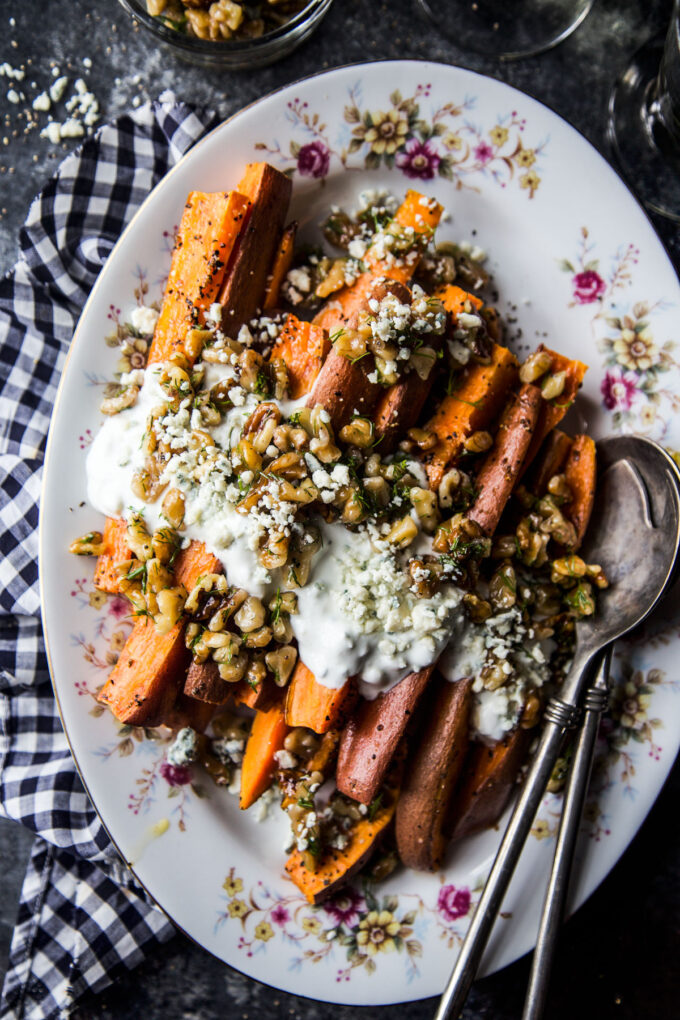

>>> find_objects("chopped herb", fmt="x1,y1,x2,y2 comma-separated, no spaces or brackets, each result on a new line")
368,793,383,821
270,588,283,626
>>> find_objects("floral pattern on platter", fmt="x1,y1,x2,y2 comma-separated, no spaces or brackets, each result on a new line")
217,871,475,981
560,228,679,442
531,663,678,844
70,578,208,832
255,84,545,196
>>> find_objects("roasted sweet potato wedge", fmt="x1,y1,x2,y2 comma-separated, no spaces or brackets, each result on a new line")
521,346,588,472
285,757,403,904
447,728,530,841
285,661,357,735
263,221,297,310
468,383,543,535
270,314,331,399
336,666,434,805
93,517,131,594
219,163,292,334
395,676,472,871
563,434,597,549
183,660,230,705
148,189,250,366
525,428,573,496
240,701,289,810
423,344,519,490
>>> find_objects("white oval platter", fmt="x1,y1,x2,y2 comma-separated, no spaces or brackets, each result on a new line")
41,60,680,1005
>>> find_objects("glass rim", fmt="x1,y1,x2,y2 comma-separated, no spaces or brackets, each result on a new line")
117,0,330,52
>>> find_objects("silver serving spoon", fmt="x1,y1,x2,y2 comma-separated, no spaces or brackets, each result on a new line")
435,435,680,1020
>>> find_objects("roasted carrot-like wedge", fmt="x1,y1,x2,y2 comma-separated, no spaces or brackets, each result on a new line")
97,616,189,728
423,344,519,490
468,383,543,535
563,433,597,549
263,221,297,310
147,190,250,366
525,428,573,496
219,162,292,334
447,729,530,841
521,346,588,472
97,543,221,726
285,759,402,903
312,190,443,334
372,284,483,451
240,702,289,810
269,314,330,399
285,661,357,735
93,517,131,594
395,676,472,871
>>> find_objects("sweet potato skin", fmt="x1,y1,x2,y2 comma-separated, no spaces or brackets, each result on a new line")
468,383,543,535
423,344,519,489
93,517,131,594
521,346,588,471
165,692,215,733
305,347,382,428
336,666,434,805
306,278,411,428
525,428,573,496
220,163,292,334
183,660,230,704
447,728,530,841
373,335,444,451
395,676,472,871
563,434,597,549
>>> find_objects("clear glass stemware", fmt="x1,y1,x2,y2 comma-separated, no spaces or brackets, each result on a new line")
608,0,680,222
416,0,593,61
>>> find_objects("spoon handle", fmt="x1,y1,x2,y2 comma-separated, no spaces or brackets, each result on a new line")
434,697,581,1020
521,648,612,1020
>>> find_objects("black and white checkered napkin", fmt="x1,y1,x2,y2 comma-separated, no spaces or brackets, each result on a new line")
0,92,219,1020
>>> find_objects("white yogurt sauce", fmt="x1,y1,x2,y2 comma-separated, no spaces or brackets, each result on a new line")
87,344,553,738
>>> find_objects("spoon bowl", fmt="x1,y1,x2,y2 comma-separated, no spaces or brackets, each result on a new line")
565,434,680,695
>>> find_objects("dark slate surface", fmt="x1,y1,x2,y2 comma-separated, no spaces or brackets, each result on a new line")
1,1,679,1017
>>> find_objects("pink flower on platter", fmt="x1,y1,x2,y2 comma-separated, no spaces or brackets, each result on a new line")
396,138,441,180
474,141,494,164
437,884,471,922
160,762,192,787
109,595,130,619
271,904,290,926
572,269,606,304
297,141,330,178
601,369,638,411
323,886,365,928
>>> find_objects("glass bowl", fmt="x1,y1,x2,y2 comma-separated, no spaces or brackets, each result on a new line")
117,0,334,69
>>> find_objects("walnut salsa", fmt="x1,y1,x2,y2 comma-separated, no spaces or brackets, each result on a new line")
145,0,309,40
71,166,606,894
